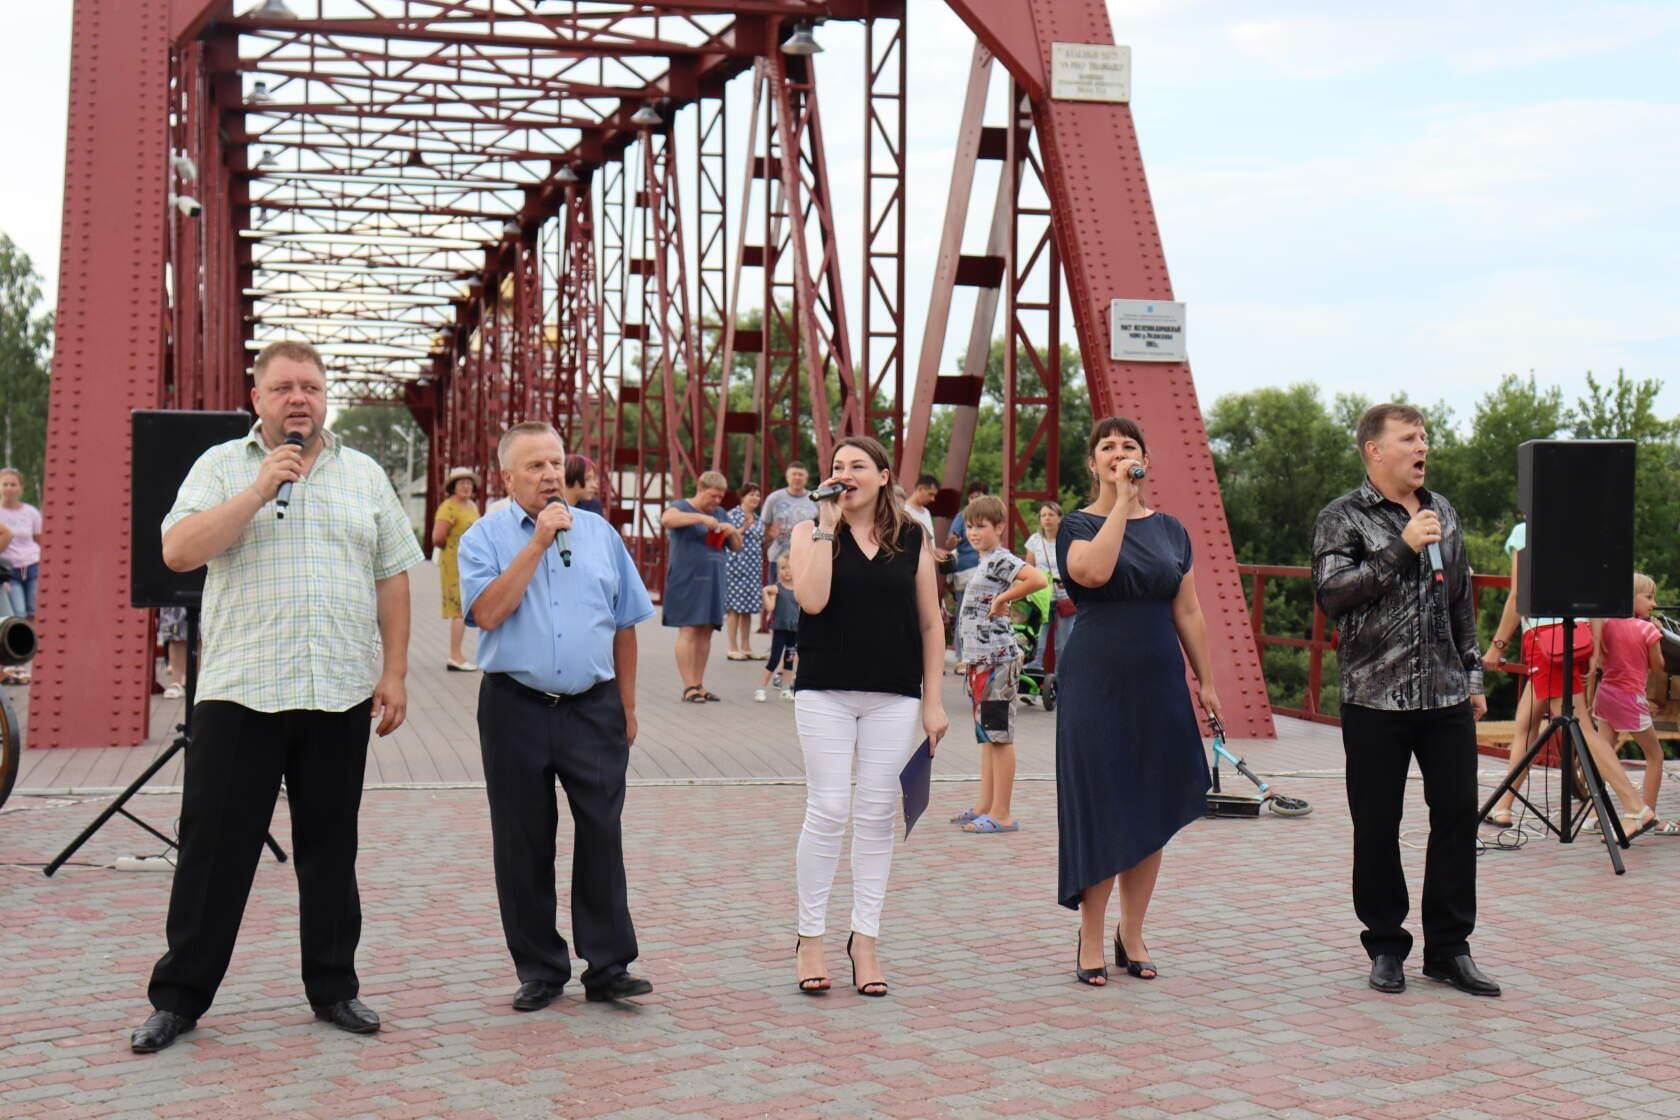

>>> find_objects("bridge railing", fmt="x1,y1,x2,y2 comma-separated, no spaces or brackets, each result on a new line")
1238,565,1521,726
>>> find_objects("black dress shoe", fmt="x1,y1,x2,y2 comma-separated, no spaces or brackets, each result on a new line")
512,980,565,1012
1423,954,1502,997
584,974,653,1003
312,997,381,1033
130,1009,195,1054
1368,954,1406,994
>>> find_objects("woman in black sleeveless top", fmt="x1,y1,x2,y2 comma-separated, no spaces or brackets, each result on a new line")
789,435,949,997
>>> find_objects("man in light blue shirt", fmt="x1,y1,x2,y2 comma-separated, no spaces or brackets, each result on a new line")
458,421,655,1011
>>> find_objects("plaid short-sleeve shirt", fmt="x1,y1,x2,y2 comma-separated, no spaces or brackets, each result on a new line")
163,425,424,713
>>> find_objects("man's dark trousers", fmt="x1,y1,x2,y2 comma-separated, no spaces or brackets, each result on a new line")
478,673,638,992
148,701,373,1018
1340,700,1478,963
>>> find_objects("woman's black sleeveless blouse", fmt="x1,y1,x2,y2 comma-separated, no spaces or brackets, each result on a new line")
794,521,924,699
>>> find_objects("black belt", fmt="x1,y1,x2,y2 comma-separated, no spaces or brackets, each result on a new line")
489,672,606,707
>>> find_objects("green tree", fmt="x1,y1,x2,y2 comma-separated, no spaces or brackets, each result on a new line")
1206,383,1361,566
332,404,426,490
0,234,53,502
1441,373,1567,534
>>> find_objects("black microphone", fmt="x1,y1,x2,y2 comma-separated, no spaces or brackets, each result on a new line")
545,495,572,567
1127,464,1147,481
274,433,306,519
810,482,855,501
1426,541,1444,584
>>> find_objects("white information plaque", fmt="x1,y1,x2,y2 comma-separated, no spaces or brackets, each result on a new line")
1109,299,1186,362
1051,43,1132,104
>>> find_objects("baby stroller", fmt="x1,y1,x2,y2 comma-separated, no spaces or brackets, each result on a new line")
1012,583,1056,711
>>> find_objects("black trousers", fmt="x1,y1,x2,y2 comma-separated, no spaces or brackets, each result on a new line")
1341,701,1478,962
149,700,372,1018
478,673,637,990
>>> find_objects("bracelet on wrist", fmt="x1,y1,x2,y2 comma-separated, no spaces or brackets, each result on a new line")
811,528,836,542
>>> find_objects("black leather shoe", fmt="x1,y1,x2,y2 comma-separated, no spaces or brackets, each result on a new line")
1368,954,1406,994
584,974,653,1003
1423,955,1502,997
512,980,565,1012
130,1009,195,1054
312,997,381,1033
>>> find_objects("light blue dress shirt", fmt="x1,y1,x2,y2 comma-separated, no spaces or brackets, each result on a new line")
458,503,655,696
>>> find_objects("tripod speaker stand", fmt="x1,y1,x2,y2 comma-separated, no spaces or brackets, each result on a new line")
44,609,287,876
1476,617,1630,875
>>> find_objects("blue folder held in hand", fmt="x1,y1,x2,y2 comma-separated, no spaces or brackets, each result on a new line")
900,738,933,838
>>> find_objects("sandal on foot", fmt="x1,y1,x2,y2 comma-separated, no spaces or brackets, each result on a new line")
1625,812,1660,840
962,814,1019,834
1656,819,1680,836
681,686,708,703
949,808,980,825
725,651,749,661
846,933,888,997
1114,933,1157,980
700,689,722,702
1075,932,1108,987
1481,811,1513,828
795,936,830,995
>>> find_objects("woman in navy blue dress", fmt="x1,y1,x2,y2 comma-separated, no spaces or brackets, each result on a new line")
1057,417,1221,986
661,470,743,702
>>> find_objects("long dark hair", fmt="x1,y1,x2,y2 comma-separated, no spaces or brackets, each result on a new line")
831,435,909,557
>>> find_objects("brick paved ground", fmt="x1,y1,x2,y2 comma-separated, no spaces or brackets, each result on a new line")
5,770,1679,1118
7,560,1680,1118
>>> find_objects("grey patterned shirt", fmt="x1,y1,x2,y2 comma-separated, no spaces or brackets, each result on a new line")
1312,478,1483,712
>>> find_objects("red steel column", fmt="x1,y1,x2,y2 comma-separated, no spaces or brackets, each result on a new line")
35,0,174,747
944,0,1274,737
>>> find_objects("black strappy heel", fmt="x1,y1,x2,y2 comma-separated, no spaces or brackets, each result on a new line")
1075,932,1108,986
846,933,888,997
795,935,829,995
1114,931,1157,980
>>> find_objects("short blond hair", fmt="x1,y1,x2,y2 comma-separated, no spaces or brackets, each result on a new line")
695,470,727,492
1634,572,1656,598
252,340,325,384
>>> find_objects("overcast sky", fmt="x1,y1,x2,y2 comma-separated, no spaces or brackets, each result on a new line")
2,1,1676,424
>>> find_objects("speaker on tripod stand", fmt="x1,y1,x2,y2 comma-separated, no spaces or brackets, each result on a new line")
1478,439,1637,874
44,410,289,876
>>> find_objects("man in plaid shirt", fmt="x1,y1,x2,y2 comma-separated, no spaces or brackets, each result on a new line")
131,341,423,1054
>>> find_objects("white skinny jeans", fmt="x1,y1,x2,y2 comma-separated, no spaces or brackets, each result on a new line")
794,690,923,938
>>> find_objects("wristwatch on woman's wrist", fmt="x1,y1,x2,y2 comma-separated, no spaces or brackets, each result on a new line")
1492,637,1508,650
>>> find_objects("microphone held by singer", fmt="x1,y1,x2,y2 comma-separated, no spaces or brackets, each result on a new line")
810,482,856,501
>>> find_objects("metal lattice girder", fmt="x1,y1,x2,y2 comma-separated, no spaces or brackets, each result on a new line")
861,13,907,454
945,0,1273,738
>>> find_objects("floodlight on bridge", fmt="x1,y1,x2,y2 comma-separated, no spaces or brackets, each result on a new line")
250,0,298,18
781,22,824,56
554,162,579,185
630,103,662,127
247,80,274,106
405,149,427,169
256,148,278,169
170,152,197,183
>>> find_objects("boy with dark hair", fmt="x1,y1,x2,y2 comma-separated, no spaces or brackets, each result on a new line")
951,495,1046,834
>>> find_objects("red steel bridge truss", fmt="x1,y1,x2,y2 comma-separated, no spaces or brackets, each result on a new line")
37,0,1273,747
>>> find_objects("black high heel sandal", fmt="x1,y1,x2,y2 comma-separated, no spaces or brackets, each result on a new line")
795,935,829,994
1113,930,1158,979
1074,932,1108,986
846,933,888,997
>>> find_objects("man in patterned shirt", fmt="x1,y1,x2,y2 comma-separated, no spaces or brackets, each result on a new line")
1312,403,1499,1000
130,341,424,1054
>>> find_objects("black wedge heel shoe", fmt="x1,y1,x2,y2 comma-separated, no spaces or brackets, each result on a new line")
795,935,829,994
1114,931,1158,980
846,932,888,997
1075,932,1109,986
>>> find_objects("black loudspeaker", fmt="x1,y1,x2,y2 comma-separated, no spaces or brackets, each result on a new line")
131,409,253,609
1516,439,1635,618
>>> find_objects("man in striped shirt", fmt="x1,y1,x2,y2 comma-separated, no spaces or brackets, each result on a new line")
131,341,423,1054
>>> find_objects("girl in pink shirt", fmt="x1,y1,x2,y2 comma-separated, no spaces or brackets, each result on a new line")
1592,573,1670,831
